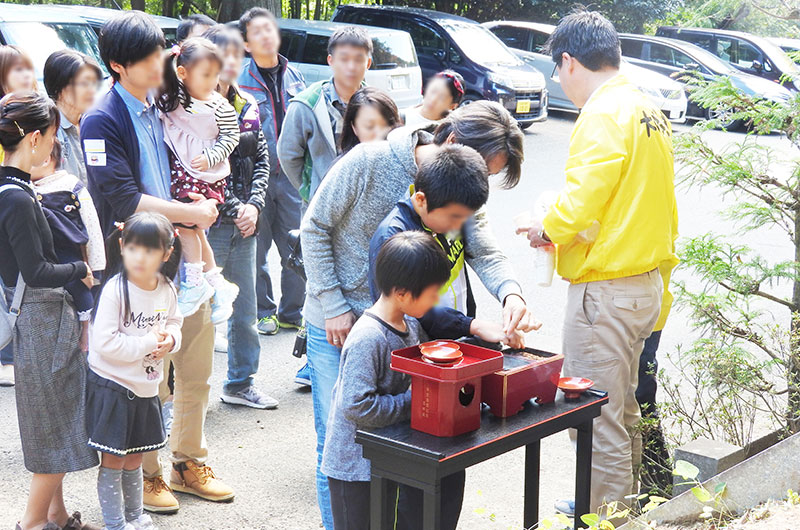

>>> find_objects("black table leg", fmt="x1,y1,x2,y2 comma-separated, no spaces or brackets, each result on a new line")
574,419,594,530
524,440,541,528
370,472,394,530
422,479,442,530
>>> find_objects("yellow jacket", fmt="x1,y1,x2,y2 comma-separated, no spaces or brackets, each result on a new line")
543,74,678,325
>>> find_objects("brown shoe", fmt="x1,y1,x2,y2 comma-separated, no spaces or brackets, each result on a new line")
62,512,101,530
170,461,235,502
143,475,179,514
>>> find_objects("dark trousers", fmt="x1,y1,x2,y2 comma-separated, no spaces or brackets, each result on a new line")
256,172,305,323
328,470,465,530
636,330,672,493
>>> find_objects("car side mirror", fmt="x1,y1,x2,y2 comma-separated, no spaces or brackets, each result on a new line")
433,49,446,62
752,59,763,72
684,62,700,71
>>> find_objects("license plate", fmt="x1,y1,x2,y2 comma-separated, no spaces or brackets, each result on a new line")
390,75,410,91
515,99,531,113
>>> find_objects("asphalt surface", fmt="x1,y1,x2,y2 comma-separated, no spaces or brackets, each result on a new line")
1,111,796,530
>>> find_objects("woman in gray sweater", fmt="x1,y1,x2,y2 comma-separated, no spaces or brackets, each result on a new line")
300,100,539,524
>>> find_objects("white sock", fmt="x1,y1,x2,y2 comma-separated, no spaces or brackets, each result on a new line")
184,262,205,287
205,267,225,289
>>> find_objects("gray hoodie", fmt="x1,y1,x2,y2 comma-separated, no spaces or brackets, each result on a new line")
300,127,523,330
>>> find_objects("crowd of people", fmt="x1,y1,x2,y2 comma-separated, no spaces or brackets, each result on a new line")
0,6,678,530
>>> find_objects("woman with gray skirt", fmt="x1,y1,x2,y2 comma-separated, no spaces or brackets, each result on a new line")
0,92,100,530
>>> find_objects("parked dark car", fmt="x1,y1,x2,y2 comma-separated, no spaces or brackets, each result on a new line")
656,26,799,91
332,4,548,128
619,33,793,129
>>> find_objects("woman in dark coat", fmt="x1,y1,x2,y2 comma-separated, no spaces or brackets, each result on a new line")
0,92,99,530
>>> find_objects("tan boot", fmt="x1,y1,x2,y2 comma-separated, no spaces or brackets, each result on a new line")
143,475,180,514
170,461,235,502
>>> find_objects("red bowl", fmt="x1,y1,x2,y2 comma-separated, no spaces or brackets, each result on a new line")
558,377,594,400
421,345,463,362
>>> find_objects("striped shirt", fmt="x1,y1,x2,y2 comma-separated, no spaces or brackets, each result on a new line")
187,93,240,167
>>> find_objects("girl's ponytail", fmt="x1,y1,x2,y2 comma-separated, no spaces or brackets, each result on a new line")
92,222,126,324
157,45,185,113
162,234,182,280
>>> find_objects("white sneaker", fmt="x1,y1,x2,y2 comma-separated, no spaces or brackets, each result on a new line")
207,269,239,325
129,513,158,530
177,279,214,318
0,364,14,386
220,385,278,410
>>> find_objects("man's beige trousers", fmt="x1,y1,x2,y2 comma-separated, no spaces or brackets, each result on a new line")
563,269,662,512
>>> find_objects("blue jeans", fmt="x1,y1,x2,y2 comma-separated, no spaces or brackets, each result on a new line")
256,173,305,323
208,222,260,393
307,322,341,530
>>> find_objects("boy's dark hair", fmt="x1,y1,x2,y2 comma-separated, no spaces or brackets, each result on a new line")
238,7,277,41
433,100,524,189
328,26,372,56
340,87,400,153
177,14,216,43
99,11,166,81
415,144,488,212
43,49,103,102
544,9,621,71
376,231,451,298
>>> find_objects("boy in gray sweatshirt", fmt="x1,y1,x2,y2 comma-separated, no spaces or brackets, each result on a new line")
321,231,465,530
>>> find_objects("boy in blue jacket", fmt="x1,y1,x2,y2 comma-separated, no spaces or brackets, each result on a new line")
369,144,530,343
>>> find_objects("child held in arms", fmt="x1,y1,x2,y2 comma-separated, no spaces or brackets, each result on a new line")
321,231,465,530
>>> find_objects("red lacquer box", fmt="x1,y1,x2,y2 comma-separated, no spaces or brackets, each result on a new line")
481,348,564,418
391,342,504,437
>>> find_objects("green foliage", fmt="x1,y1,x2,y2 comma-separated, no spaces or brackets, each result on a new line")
662,72,800,448
655,0,800,38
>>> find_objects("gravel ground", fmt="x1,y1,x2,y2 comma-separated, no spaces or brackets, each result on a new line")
1,112,795,530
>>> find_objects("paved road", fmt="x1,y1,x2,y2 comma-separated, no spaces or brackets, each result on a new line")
1,112,795,529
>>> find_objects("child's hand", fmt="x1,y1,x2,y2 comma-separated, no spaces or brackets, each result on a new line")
150,330,174,361
469,319,506,344
81,265,94,290
191,154,210,171
503,329,526,349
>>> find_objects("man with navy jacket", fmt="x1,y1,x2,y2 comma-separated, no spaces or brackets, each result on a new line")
81,11,234,514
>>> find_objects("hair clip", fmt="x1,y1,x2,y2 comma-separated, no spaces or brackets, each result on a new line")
114,221,125,232
12,120,23,137
437,72,465,96
171,44,181,57
173,227,180,238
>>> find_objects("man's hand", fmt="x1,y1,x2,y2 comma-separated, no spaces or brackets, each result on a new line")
184,192,219,230
515,219,552,249
503,294,542,334
234,204,259,238
325,311,356,348
81,266,94,290
191,154,210,172
504,329,526,349
150,330,175,361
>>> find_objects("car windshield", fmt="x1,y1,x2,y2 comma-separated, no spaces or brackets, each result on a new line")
371,32,418,69
441,21,520,66
758,38,800,73
684,44,737,74
0,22,109,79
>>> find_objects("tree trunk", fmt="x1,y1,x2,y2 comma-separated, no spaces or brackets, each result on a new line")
789,210,800,433
131,0,145,11
218,0,282,22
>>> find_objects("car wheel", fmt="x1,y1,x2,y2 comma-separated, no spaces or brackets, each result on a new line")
705,106,742,131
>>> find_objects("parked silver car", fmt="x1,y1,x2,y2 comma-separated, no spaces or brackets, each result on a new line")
484,20,688,122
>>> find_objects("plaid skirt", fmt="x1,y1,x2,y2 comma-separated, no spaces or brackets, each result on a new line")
13,287,99,473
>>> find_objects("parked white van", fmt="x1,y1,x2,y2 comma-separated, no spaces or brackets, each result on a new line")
278,19,423,108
